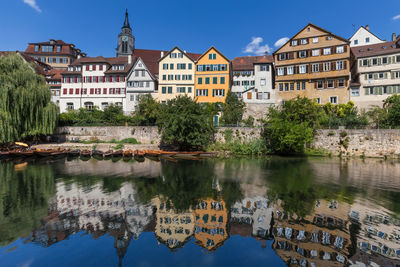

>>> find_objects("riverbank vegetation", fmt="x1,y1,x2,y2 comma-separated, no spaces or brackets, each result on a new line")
0,53,58,143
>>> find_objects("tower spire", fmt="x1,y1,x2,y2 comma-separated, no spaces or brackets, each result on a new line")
123,9,131,29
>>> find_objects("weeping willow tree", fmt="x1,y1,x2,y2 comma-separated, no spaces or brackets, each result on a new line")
0,53,58,143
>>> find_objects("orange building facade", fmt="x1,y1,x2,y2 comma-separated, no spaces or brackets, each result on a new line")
273,24,351,105
195,47,230,103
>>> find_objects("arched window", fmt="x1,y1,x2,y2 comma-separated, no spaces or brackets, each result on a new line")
84,102,94,110
122,41,127,53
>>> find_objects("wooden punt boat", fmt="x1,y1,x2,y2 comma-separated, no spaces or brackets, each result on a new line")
92,150,104,158
112,150,123,157
35,149,54,157
160,155,178,162
104,150,113,159
145,155,160,162
123,150,133,157
19,151,35,157
68,150,80,157
80,150,92,157
134,154,145,162
0,151,10,159
198,152,217,158
144,150,161,157
51,150,67,157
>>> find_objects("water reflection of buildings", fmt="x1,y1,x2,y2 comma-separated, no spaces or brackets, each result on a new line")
194,198,228,250
271,199,352,266
152,197,194,249
31,181,154,265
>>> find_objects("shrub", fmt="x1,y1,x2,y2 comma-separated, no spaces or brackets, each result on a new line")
340,131,347,138
220,91,245,125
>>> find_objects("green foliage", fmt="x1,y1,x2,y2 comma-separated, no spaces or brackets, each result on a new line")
220,91,245,125
130,94,161,126
209,139,269,155
223,129,233,143
327,131,335,136
366,106,389,128
0,53,58,143
112,144,124,150
319,101,369,129
157,96,215,151
242,115,255,127
384,94,400,127
340,131,347,138
262,97,317,154
59,105,131,126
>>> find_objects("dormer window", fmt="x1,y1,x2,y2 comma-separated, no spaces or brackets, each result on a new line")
77,66,81,71
119,65,124,70
68,67,73,71
34,45,39,52
382,46,387,49
56,46,61,53
112,65,118,70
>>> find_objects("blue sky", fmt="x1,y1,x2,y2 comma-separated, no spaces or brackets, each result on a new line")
1,0,399,59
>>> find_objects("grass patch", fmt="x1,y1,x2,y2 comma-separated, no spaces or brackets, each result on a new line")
208,139,269,156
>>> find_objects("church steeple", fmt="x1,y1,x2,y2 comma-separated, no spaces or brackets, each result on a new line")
116,9,135,57
122,9,131,29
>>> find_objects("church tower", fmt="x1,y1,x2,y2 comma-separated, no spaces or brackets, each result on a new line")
116,9,135,57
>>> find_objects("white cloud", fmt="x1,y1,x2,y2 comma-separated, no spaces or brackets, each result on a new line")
393,14,400,20
242,37,272,55
274,37,289,48
23,0,41,13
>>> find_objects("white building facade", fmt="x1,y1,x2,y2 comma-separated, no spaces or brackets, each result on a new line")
349,26,384,47
60,56,132,113
231,55,275,104
350,38,400,109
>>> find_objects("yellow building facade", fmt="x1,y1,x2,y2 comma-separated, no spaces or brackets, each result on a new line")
273,24,351,105
156,47,200,103
195,47,230,103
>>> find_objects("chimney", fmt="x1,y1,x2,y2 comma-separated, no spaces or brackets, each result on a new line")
392,33,397,41
161,51,164,58
184,50,187,54
128,54,132,64
365,25,369,31
77,54,81,59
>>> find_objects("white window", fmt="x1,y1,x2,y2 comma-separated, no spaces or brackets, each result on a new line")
214,89,224,96
300,38,308,45
312,63,319,72
177,87,185,93
66,103,74,110
291,40,298,46
323,48,331,55
84,102,94,110
327,80,334,88
329,96,338,104
277,67,284,76
317,81,324,89
130,95,135,101
315,98,321,104
336,61,343,70
101,102,108,109
354,39,358,45
260,79,266,86
287,66,294,75
323,62,331,71
336,46,344,53
351,88,360,96
382,57,388,64
278,53,286,60
365,37,370,43
378,72,385,79
312,49,319,56
68,67,73,71
367,73,373,80
313,37,319,43
327,36,333,40
299,51,307,58
338,79,345,87
299,65,307,74
141,70,145,77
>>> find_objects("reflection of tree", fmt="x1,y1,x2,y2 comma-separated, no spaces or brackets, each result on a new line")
133,161,242,212
0,162,55,246
264,158,353,217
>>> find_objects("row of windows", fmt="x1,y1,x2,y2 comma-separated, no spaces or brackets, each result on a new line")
161,86,193,94
277,61,347,76
198,77,226,85
232,80,256,86
363,72,400,80
363,85,400,96
236,92,271,100
162,74,193,81
35,45,62,53
62,88,126,95
127,81,151,88
63,76,125,83
277,46,347,61
66,102,122,110
353,37,371,45
169,52,184,58
162,63,193,70
359,55,400,67
233,71,253,76
35,56,69,64
197,64,228,72
196,89,225,97
134,70,146,77
278,80,346,92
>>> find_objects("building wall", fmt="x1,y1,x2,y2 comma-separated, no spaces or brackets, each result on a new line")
274,25,350,105
351,53,400,109
125,58,156,113
195,47,230,103
350,27,384,47
156,48,196,102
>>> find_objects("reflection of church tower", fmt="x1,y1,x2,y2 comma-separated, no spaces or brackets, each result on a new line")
116,9,135,57
114,233,132,267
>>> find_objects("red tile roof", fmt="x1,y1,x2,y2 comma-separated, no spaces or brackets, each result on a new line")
232,55,273,71
351,39,400,58
133,49,168,77
47,68,63,80
25,39,85,57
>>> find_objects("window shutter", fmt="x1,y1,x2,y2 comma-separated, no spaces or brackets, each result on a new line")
344,61,347,70
365,88,369,95
319,63,323,71
212,89,215,96
284,67,287,75
332,46,336,54
206,90,208,96
196,90,198,96
90,88,94,94
315,81,317,89
359,60,362,67
388,86,392,94
388,57,392,64
378,58,382,65
334,80,338,88
324,80,327,89
379,87,383,95
331,62,336,71
344,46,347,52
365,74,368,80
223,89,225,96
345,80,348,87
373,73,378,80
391,72,395,79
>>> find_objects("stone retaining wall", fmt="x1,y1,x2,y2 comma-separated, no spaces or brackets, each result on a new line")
313,129,400,158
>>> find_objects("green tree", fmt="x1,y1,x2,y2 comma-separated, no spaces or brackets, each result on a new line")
157,95,215,151
131,94,161,126
0,53,58,143
262,97,321,154
384,94,400,127
103,104,126,124
220,91,245,125
366,105,388,129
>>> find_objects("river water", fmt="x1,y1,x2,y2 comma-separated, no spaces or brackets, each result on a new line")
0,156,399,267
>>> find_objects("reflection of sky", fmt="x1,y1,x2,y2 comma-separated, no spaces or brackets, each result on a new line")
0,233,284,267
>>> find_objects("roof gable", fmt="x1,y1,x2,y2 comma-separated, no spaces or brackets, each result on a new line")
274,23,350,54
349,26,384,42
196,46,230,63
128,57,156,80
158,46,200,63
